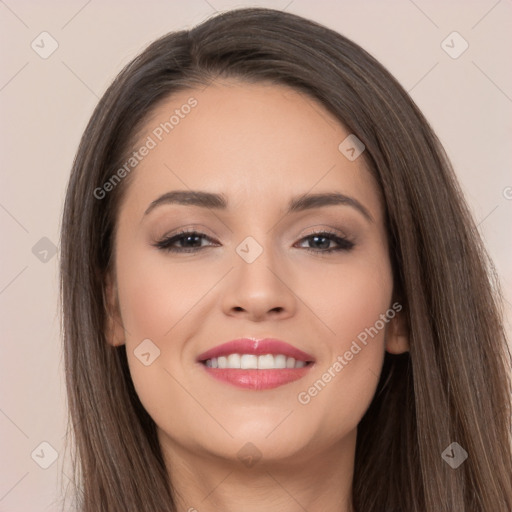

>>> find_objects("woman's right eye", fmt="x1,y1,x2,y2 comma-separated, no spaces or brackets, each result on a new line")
153,231,216,253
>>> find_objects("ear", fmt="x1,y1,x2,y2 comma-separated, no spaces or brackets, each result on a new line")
104,272,125,347
385,308,409,354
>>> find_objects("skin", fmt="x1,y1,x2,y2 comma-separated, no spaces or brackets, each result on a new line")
106,80,409,512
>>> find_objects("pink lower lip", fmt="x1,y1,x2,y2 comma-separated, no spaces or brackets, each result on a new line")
201,365,313,390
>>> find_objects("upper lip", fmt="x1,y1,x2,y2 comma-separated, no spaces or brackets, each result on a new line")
196,338,315,363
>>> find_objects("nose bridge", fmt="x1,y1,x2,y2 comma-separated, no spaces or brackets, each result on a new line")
223,232,296,319
235,232,283,289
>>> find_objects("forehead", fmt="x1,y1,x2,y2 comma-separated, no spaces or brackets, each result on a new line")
120,80,383,222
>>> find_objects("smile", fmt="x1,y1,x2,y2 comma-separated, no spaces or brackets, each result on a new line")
197,337,315,390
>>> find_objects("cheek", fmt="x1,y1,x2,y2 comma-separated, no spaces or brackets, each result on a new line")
301,244,393,350
114,246,227,436
116,247,219,341
294,248,393,427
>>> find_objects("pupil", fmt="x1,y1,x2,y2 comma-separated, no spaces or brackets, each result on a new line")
185,235,201,247
312,235,329,249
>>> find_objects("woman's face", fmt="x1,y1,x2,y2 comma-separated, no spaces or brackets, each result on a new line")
107,80,407,466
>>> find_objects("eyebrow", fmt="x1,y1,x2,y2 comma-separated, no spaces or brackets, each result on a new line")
144,190,373,222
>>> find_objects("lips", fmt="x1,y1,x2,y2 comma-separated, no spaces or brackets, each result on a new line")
197,338,315,390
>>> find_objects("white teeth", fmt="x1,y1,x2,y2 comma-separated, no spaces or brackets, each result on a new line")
258,354,275,369
274,354,287,369
240,354,258,369
227,353,241,368
204,353,309,370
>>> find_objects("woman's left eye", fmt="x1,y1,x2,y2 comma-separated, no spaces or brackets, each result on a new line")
296,231,355,253
153,230,354,254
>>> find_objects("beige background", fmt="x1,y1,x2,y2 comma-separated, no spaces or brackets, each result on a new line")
1,1,511,510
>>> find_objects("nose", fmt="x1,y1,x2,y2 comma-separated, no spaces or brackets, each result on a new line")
221,246,297,322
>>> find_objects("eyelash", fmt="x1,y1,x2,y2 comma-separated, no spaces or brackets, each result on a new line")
153,228,355,255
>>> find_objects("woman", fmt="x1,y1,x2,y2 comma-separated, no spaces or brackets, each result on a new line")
60,7,512,511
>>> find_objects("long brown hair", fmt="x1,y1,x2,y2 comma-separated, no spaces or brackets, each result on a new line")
60,7,512,511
